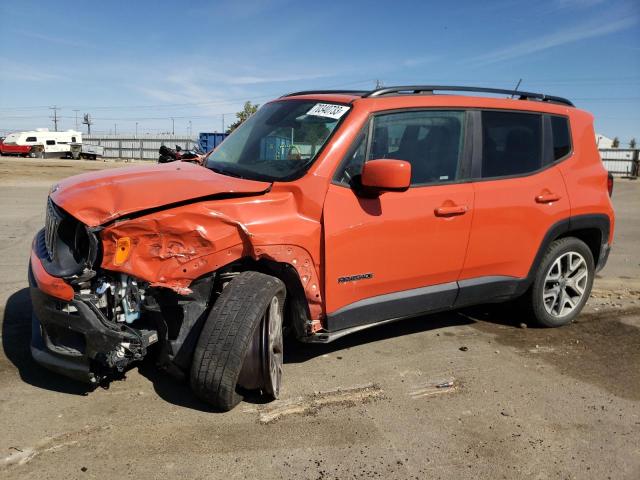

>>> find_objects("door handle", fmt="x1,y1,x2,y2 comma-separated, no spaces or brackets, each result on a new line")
435,205,468,217
535,193,561,203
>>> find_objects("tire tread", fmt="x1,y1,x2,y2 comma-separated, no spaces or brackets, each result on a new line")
190,271,284,411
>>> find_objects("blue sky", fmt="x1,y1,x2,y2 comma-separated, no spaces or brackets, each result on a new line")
1,0,638,142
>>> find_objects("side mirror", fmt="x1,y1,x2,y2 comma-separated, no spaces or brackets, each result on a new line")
360,159,411,193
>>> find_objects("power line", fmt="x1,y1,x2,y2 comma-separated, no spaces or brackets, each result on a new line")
0,79,379,112
1,76,639,112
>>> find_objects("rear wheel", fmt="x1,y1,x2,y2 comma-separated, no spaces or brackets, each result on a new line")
524,237,594,327
190,271,286,411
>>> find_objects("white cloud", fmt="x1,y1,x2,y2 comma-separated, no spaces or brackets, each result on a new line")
402,56,438,68
8,29,90,48
553,0,607,8
0,59,63,82
472,16,637,66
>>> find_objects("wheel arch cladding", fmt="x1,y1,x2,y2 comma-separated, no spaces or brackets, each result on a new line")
244,257,314,339
523,214,610,294
557,227,602,265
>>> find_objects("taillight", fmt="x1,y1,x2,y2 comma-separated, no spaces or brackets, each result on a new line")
607,173,614,197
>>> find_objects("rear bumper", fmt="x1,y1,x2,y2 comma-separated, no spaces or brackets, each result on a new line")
29,241,155,383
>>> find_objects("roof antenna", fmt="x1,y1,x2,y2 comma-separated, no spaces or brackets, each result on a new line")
510,78,522,99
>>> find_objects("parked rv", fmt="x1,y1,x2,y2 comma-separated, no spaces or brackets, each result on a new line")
0,129,82,158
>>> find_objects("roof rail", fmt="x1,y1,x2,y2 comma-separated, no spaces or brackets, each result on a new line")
362,85,574,107
281,89,369,98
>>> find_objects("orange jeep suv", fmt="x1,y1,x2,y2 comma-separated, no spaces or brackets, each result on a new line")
29,86,615,410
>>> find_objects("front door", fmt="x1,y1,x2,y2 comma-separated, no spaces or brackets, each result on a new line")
323,109,474,331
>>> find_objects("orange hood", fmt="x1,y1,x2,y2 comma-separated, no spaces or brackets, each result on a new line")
50,161,271,227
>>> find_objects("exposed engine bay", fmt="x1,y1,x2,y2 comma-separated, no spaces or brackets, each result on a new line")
32,197,218,384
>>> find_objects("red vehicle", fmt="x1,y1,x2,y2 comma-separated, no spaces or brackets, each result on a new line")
29,86,614,410
0,139,39,157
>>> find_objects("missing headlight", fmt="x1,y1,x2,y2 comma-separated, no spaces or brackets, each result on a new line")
42,197,99,279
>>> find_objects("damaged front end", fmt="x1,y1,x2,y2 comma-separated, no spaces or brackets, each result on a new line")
30,198,214,384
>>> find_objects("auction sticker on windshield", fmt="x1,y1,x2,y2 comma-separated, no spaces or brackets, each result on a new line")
306,103,350,119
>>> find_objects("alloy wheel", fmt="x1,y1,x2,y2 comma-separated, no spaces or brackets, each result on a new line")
542,251,589,318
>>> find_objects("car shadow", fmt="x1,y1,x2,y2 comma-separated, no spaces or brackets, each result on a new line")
284,310,477,364
138,362,275,412
136,359,221,412
2,287,526,412
139,310,483,412
1,288,92,396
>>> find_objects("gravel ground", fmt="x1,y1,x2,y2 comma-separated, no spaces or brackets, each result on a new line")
0,157,638,480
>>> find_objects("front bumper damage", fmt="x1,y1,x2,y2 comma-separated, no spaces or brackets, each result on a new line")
29,234,158,384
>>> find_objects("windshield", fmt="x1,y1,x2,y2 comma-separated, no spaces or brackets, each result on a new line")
205,100,350,181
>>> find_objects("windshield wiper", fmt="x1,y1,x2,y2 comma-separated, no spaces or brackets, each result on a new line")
208,165,243,179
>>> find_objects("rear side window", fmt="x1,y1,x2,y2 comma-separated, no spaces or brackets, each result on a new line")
46,140,56,145
26,136,37,142
481,111,542,178
367,110,465,185
71,136,77,142
551,115,571,160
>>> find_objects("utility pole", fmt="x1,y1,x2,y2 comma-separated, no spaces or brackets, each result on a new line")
171,117,175,135
221,114,225,133
188,120,192,137
49,106,60,131
114,124,117,135
73,110,80,130
374,79,384,89
135,122,138,138
82,114,93,135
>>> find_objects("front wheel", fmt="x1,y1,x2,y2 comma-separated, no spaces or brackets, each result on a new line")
524,237,594,327
190,271,286,411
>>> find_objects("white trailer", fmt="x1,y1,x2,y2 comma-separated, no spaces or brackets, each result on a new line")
1,129,82,158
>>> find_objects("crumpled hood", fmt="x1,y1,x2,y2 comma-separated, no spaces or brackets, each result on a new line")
50,161,271,227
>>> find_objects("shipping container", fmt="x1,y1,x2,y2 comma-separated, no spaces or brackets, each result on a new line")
199,132,228,153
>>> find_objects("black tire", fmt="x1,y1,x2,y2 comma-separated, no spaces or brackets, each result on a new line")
522,237,594,327
190,271,286,411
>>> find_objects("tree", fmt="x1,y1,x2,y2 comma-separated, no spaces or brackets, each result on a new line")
226,101,259,133
612,137,620,148
629,138,637,149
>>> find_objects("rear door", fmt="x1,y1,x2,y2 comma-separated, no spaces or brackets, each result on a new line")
457,110,570,304
323,109,474,331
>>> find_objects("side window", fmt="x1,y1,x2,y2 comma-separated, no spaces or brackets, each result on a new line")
335,111,466,186
26,136,37,142
71,136,77,143
368,110,465,185
551,115,571,160
481,111,542,178
46,140,56,145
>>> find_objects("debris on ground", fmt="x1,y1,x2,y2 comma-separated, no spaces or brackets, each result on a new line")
251,384,384,424
409,379,459,399
436,381,454,389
